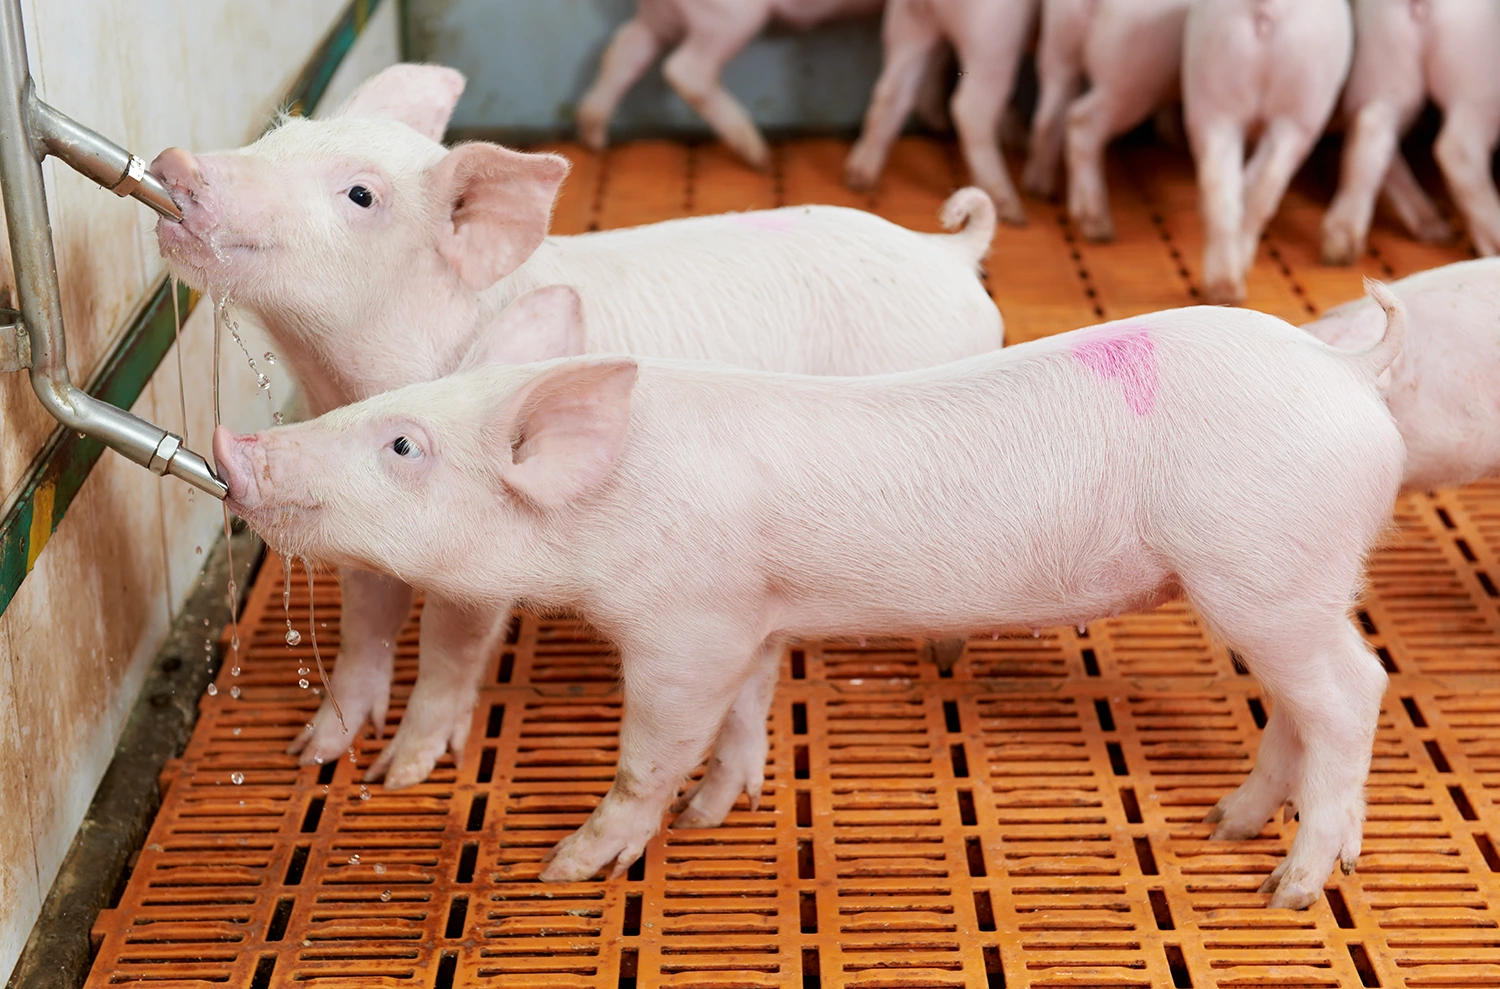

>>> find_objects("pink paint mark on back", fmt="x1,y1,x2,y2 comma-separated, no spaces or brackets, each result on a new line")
1070,327,1158,415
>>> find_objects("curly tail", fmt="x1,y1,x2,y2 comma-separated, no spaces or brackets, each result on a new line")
1355,277,1407,377
939,187,997,267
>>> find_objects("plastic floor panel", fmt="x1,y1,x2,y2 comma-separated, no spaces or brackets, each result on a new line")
86,138,1498,989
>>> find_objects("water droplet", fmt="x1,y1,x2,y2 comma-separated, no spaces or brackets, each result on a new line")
195,545,202,555
230,771,244,785
257,373,269,390
991,632,1000,640
381,639,390,649
232,726,242,736
203,618,210,627
1031,628,1041,638
273,411,285,426
299,679,309,689
313,755,324,765
373,863,386,874
230,665,241,677
1077,624,1087,634
306,722,315,732
348,853,361,865
229,685,241,699
206,683,218,696
379,889,391,902
298,667,310,676
285,628,302,646
264,351,276,365
359,785,371,801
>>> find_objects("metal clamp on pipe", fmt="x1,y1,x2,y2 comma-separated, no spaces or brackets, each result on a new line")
0,0,225,499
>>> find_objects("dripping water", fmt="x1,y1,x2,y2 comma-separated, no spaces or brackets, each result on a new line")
212,296,242,690
305,565,345,730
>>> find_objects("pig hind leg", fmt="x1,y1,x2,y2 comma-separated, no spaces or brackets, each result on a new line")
540,637,771,883
1194,591,1385,910
1023,4,1087,199
672,643,781,828
1380,152,1453,246
1204,702,1300,840
366,596,511,789
1323,100,1417,264
1433,102,1500,256
661,11,773,170
948,29,1030,225
288,569,411,764
577,18,672,151
1192,121,1248,303
846,2,944,193
1237,118,1320,280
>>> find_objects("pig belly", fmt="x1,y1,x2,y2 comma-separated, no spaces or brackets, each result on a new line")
772,532,1176,639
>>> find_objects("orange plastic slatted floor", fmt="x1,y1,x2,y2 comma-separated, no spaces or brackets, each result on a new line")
87,138,1499,989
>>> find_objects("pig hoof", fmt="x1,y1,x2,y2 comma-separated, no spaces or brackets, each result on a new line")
1210,817,1268,841
844,153,879,192
1413,217,1453,244
1319,225,1363,266
924,637,966,673
1076,213,1115,243
1022,169,1056,201
576,109,609,152
995,197,1029,229
1267,881,1321,911
1202,276,1245,306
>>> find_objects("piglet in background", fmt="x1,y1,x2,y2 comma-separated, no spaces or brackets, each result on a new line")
1184,0,1352,302
1303,258,1500,492
845,0,1039,226
1322,0,1500,264
577,0,884,168
1022,0,1194,240
217,282,1407,910
152,63,1002,791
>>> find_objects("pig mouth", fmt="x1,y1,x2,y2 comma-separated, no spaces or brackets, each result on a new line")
157,219,269,278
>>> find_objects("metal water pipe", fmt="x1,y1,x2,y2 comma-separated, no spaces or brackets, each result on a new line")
0,0,226,498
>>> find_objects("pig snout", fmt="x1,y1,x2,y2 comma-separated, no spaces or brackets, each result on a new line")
150,147,221,247
213,425,262,512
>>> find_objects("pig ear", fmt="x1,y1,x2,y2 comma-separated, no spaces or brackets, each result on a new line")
335,64,466,142
431,143,570,291
465,286,587,368
496,358,638,509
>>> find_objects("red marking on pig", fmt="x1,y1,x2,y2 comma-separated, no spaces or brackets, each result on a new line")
1070,328,1158,415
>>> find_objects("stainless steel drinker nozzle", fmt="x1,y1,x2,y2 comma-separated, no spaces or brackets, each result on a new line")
0,0,225,500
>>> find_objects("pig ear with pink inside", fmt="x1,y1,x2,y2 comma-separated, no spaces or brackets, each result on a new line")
431,143,571,291
494,358,638,510
460,285,586,369
335,64,466,143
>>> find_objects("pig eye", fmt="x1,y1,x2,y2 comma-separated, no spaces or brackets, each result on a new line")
347,185,375,208
391,436,422,459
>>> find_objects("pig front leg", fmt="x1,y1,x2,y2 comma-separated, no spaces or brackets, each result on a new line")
846,1,944,193
576,17,671,151
540,638,771,882
287,569,411,764
661,13,773,170
366,594,511,789
672,644,782,828
1433,102,1500,257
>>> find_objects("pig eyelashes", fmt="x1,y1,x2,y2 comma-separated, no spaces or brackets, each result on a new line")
347,185,375,208
391,435,423,460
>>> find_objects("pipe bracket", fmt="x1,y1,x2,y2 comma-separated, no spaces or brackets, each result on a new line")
110,154,145,198
0,308,32,371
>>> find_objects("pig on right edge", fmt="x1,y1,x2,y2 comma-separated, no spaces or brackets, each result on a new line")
1303,257,1500,493
215,281,1407,910
151,64,1002,791
1322,0,1500,264
1184,0,1353,303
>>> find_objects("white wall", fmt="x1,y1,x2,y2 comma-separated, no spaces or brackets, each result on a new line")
0,1,400,978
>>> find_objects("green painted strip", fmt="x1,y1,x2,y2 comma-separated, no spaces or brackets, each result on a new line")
0,0,384,616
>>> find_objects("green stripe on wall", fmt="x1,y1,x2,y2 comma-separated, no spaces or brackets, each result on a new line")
0,0,384,617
